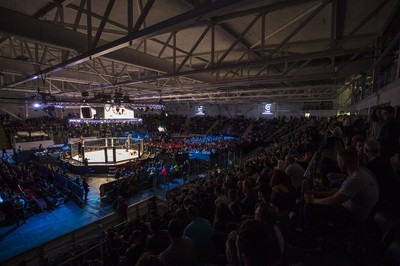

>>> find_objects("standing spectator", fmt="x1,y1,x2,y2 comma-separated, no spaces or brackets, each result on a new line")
117,197,128,221
82,177,90,201
342,114,354,144
368,107,383,140
77,135,84,159
15,146,23,162
14,196,27,225
377,105,400,159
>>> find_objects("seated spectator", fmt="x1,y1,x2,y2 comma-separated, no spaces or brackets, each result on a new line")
319,147,344,188
228,188,243,223
214,186,229,207
235,220,283,266
364,139,398,209
285,155,305,191
325,121,343,149
270,192,292,246
270,169,297,212
354,136,368,167
104,228,123,266
119,230,145,266
241,178,258,216
303,149,379,241
213,203,233,233
226,230,240,266
255,202,285,255
145,218,170,254
257,183,271,204
136,252,166,266
183,205,215,263
160,219,197,266
296,144,316,170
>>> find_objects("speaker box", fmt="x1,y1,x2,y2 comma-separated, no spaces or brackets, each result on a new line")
81,107,92,118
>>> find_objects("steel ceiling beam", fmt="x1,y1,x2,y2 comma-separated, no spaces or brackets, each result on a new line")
336,0,390,47
0,0,250,89
33,0,71,19
269,1,330,57
216,14,261,66
176,25,212,72
143,85,338,98
212,0,321,23
92,0,116,49
134,48,347,80
367,29,400,72
0,58,108,85
250,1,325,49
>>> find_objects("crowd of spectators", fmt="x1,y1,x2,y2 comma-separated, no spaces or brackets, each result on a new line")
0,153,67,226
88,121,319,266
188,116,218,135
1,106,400,265
94,107,400,266
209,116,251,138
4,116,64,142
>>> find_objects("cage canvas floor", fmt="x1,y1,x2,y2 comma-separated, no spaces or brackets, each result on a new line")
72,148,139,163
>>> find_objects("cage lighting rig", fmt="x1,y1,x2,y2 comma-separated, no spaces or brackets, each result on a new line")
68,118,143,124
44,101,165,110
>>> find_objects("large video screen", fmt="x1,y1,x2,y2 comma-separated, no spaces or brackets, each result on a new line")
80,107,96,119
261,103,275,116
195,105,205,116
104,104,134,119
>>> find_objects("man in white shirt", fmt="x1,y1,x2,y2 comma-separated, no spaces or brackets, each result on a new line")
285,155,305,191
304,149,379,229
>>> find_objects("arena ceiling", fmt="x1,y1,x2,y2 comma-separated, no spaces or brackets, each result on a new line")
0,0,399,106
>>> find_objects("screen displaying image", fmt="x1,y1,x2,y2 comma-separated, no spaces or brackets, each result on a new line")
80,107,96,119
104,104,134,119
261,103,274,115
195,105,205,116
